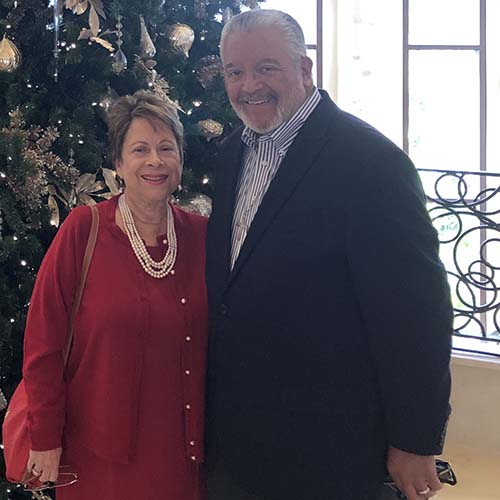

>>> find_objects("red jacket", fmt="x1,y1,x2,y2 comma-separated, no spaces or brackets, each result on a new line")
23,196,208,463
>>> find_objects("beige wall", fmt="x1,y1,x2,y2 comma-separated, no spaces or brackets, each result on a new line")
445,355,500,454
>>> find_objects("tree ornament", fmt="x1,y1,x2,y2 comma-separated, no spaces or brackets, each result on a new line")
243,0,260,9
66,0,106,35
176,192,212,217
168,24,195,58
53,0,64,81
0,34,21,72
0,108,79,220
194,0,210,19
112,15,127,74
222,7,234,24
140,15,156,60
197,119,223,140
0,387,7,411
196,55,222,88
96,86,119,122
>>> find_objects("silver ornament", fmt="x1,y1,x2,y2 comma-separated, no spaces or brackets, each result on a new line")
140,15,156,59
177,193,212,217
112,48,127,73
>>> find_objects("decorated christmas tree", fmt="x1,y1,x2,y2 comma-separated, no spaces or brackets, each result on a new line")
0,0,261,497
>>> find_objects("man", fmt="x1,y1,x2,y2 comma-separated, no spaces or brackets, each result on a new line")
206,9,452,500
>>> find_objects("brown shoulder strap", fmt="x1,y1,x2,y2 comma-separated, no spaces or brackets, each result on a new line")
63,205,99,365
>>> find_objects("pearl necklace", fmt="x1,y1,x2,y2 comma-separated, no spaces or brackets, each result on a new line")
118,194,177,279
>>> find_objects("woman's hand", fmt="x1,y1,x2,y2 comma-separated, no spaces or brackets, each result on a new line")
27,448,62,484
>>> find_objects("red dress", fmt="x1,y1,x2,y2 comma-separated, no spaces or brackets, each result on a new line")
22,196,208,500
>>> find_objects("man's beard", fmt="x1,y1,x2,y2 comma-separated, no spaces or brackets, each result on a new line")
233,86,306,134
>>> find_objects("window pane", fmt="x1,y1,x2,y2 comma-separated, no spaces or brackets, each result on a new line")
409,50,480,171
409,0,480,45
487,0,500,172
336,0,403,147
260,0,317,45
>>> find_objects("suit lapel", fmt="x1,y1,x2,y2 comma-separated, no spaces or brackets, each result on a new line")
211,131,245,288
227,95,338,286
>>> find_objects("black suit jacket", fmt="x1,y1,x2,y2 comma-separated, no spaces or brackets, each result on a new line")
206,91,452,500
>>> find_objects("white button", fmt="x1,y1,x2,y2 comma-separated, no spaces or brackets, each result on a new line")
162,239,167,245
181,298,187,304
190,455,196,461
185,404,191,410
189,440,195,446
185,370,190,375
170,269,175,275
185,336,191,342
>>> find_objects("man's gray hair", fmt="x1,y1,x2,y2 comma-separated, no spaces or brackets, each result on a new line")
220,9,307,63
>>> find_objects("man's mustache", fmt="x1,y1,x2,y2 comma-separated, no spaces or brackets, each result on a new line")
236,93,275,103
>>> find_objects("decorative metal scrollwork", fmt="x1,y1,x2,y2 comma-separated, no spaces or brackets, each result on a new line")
418,168,500,352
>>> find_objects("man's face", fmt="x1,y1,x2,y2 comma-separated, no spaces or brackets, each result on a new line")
222,27,313,134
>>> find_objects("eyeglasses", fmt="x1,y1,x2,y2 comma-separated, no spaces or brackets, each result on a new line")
22,465,79,499
383,460,457,499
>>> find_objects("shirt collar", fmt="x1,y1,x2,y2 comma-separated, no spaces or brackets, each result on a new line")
241,87,322,153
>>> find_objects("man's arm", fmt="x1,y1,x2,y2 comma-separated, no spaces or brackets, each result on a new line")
346,144,453,496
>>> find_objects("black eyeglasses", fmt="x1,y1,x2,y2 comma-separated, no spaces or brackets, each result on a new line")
383,460,457,499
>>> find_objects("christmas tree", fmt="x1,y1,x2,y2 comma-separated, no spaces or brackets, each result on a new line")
0,1,261,497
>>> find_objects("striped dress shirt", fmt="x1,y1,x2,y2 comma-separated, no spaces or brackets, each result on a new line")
230,88,322,269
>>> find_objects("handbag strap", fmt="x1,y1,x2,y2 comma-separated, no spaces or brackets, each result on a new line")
62,205,99,365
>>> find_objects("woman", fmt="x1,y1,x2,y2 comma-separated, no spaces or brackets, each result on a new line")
22,90,208,500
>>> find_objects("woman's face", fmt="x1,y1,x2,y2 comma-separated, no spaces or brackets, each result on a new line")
115,117,182,204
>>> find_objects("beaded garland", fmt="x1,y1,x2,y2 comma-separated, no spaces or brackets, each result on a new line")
118,194,177,279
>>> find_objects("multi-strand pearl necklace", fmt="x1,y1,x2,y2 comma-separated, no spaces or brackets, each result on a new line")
118,194,177,279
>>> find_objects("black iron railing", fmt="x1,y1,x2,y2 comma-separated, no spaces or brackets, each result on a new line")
418,168,500,357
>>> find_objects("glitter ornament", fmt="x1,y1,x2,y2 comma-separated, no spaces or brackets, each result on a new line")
168,23,195,58
140,15,156,59
176,193,212,217
196,55,222,88
0,34,21,72
197,119,223,140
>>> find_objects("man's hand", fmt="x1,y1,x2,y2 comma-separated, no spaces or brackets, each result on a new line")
26,447,62,484
386,446,442,500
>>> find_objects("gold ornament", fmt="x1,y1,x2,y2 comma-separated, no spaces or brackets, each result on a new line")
176,193,212,217
140,15,156,59
168,24,195,58
0,35,21,72
197,119,223,141
196,55,222,88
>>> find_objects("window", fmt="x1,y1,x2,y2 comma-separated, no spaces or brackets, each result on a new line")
259,0,323,87
335,1,500,356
